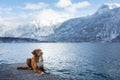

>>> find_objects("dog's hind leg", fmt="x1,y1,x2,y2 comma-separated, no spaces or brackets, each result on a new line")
26,58,32,70
17,58,32,70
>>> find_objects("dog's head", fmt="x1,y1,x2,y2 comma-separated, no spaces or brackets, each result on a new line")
32,49,43,57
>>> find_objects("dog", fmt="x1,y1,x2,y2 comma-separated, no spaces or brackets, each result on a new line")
17,49,49,74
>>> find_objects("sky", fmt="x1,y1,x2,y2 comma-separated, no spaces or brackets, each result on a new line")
0,0,120,28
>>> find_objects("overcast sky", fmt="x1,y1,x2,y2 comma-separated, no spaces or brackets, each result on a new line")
0,0,120,28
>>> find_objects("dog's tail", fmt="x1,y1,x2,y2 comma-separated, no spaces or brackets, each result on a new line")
17,58,32,70
17,66,31,70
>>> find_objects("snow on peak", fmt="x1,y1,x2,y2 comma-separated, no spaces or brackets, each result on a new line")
96,3,120,14
100,3,120,9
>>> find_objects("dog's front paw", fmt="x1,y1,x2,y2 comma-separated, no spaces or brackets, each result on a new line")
44,71,50,74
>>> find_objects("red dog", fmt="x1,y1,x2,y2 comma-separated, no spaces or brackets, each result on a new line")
17,49,49,74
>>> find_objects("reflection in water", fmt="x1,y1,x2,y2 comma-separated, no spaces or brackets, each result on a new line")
0,43,120,80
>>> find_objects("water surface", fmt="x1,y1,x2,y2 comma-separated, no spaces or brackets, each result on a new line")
0,43,120,80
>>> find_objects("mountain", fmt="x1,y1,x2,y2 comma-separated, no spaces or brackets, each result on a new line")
1,3,120,42
3,23,61,39
49,3,120,42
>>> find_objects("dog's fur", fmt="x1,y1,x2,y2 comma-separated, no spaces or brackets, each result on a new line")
17,49,46,74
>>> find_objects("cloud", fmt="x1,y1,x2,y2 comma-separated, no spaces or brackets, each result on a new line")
0,17,21,29
55,0,72,8
55,0,90,13
33,9,71,27
0,12,36,29
65,1,90,13
33,1,90,26
0,7,12,13
0,17,16,30
24,2,49,10
0,16,2,21
0,1,91,29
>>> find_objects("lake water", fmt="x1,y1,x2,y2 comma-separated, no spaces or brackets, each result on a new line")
0,43,120,80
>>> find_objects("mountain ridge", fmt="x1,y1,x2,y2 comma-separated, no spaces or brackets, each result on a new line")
1,3,120,42
48,3,120,42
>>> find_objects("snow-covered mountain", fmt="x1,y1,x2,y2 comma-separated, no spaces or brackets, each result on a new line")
49,3,120,42
1,3,120,42
3,22,61,39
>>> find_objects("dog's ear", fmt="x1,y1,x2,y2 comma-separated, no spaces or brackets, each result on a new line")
32,49,41,56
32,50,37,56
